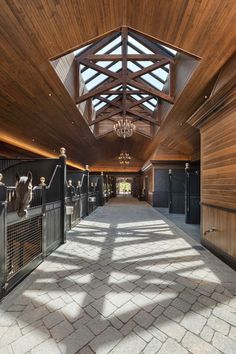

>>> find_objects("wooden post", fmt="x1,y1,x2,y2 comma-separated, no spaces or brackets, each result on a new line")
59,147,67,244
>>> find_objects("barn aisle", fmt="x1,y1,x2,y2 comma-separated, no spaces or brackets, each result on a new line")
0,198,236,354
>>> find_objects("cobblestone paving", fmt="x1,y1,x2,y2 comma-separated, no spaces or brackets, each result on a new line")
1,197,236,354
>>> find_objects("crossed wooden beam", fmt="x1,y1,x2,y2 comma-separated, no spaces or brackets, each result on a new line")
75,27,175,128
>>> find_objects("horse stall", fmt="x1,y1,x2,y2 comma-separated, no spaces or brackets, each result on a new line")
0,155,66,299
65,170,103,230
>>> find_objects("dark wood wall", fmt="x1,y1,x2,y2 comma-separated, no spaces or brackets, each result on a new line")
188,53,236,268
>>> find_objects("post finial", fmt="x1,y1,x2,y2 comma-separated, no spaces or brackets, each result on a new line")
0,173,4,186
59,147,67,158
39,177,46,186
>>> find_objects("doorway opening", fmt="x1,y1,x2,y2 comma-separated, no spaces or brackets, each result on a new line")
116,178,132,196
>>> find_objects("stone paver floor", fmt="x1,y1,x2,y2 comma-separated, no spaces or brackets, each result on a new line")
1,197,236,354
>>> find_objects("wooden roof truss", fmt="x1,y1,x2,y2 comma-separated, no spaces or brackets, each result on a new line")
75,27,176,138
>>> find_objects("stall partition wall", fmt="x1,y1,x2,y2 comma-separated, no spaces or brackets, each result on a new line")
0,157,66,299
187,60,236,269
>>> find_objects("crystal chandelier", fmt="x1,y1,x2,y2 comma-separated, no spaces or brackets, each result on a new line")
114,119,136,139
118,152,131,165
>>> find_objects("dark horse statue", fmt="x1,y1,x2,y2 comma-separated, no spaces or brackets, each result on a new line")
15,171,33,218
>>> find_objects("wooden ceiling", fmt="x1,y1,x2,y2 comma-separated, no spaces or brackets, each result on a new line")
0,0,235,171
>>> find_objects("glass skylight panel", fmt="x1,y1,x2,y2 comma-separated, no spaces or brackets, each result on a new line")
101,94,109,98
93,98,100,106
160,44,177,56
82,68,98,81
127,61,140,72
149,98,158,105
131,94,142,101
111,85,122,91
110,46,122,55
127,85,138,91
109,62,122,72
94,101,107,111
96,36,121,54
96,61,113,68
127,45,140,54
136,61,153,68
142,101,155,111
74,44,92,56
85,74,108,90
107,94,118,101
152,68,168,81
141,74,164,90
128,35,153,54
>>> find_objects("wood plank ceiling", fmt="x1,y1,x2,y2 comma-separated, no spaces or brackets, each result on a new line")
0,0,235,171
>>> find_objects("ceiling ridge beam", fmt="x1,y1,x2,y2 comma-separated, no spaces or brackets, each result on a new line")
87,54,168,61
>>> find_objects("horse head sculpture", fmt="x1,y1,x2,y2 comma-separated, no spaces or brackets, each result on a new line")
15,171,33,218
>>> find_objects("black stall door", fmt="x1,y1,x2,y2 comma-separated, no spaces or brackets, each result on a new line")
185,168,200,224
169,169,185,214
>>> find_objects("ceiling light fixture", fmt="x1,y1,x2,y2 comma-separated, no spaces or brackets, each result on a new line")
114,119,136,139
118,152,131,165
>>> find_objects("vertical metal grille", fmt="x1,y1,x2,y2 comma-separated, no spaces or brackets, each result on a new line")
71,198,80,227
6,216,42,280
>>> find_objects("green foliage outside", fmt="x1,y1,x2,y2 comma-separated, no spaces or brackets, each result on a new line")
118,181,131,193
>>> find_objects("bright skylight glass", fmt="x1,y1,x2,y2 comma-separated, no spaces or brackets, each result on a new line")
75,30,178,117
127,61,140,72
111,85,122,91
110,46,122,55
127,45,140,54
160,44,177,55
74,44,92,56
93,98,100,105
152,68,168,81
96,61,113,68
96,36,121,54
149,98,158,105
107,94,118,101
109,62,122,72
82,68,98,81
141,74,164,90
128,35,153,54
94,101,107,111
142,101,155,111
131,94,142,101
86,74,108,90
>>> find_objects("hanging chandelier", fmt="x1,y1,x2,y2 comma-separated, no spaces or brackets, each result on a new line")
113,119,136,139
118,152,131,165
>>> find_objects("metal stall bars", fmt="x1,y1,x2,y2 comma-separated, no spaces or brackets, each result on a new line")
0,148,67,299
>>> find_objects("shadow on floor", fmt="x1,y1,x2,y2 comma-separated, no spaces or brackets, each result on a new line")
155,207,200,243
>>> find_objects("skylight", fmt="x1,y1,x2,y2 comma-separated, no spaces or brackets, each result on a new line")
73,27,181,135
